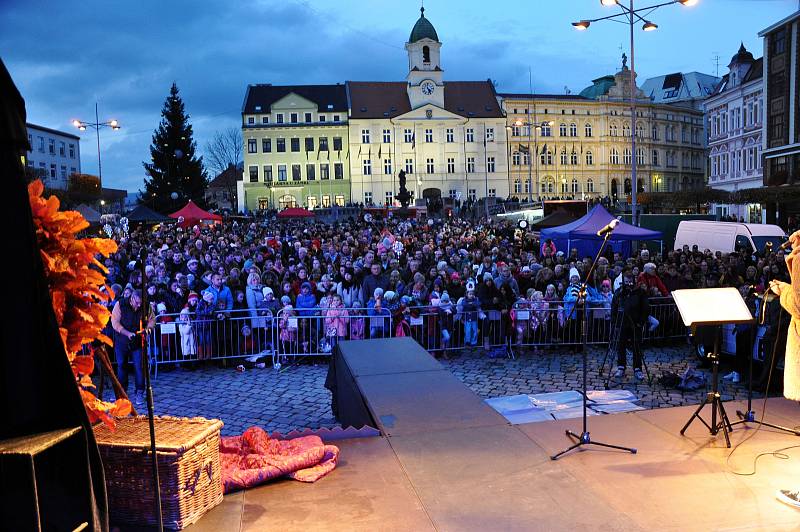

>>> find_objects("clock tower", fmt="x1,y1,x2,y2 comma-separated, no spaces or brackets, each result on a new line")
405,7,444,109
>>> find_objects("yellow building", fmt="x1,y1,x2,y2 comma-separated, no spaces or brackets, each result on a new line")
238,85,351,211
500,64,706,202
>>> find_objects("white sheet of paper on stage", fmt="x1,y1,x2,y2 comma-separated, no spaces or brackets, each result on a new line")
672,287,755,327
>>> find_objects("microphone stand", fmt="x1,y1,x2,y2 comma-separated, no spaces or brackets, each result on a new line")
551,228,637,460
139,249,164,531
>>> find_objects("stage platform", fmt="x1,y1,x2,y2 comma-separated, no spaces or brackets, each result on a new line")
188,397,800,531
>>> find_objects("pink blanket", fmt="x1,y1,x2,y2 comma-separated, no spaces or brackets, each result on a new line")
220,427,339,493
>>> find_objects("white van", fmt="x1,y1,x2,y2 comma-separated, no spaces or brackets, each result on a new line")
674,221,787,254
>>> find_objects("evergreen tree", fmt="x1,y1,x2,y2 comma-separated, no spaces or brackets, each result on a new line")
141,83,207,212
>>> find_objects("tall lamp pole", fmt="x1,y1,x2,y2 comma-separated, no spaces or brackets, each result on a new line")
72,103,120,191
572,0,697,225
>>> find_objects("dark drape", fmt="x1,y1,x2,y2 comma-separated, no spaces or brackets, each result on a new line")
0,58,108,530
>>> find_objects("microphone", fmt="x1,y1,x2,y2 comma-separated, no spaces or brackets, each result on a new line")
596,218,621,237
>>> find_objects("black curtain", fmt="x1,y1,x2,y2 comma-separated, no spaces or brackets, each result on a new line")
0,58,108,530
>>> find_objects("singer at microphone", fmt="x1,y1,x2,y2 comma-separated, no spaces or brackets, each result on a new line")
596,218,621,238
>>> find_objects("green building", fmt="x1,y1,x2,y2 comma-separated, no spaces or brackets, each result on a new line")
238,84,351,211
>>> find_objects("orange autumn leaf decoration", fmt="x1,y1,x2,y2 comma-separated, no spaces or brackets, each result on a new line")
28,180,131,429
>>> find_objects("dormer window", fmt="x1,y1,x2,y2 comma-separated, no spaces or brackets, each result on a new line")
423,45,430,63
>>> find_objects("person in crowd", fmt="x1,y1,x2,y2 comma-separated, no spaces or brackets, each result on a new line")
612,271,650,381
110,289,152,406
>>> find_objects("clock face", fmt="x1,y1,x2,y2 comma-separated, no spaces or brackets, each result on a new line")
421,81,435,95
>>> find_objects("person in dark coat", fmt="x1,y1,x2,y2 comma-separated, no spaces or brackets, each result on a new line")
612,271,650,380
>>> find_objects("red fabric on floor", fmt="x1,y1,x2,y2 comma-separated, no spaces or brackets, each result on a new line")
220,427,339,493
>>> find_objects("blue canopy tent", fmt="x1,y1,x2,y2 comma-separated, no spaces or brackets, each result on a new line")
540,204,663,259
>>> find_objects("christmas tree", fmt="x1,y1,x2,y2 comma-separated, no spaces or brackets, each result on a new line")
141,83,207,212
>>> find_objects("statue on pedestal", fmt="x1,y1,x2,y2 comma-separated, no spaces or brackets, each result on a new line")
396,170,412,210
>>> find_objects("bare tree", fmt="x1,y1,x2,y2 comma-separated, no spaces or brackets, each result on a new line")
204,127,243,177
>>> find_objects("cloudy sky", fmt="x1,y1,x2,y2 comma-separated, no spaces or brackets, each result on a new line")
3,0,796,193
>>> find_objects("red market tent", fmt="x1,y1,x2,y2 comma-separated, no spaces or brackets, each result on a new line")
277,207,315,219
168,200,222,228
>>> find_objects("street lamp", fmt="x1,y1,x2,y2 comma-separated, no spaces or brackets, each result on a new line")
514,118,554,203
72,102,120,191
572,0,697,225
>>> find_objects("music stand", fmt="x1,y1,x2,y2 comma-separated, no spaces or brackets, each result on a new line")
673,288,755,448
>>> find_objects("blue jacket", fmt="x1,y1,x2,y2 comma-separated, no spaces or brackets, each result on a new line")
295,292,318,317
207,284,233,311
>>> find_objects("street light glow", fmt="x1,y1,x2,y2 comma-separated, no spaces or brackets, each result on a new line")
109,120,118,127
572,20,590,30
514,119,524,126
678,0,698,5
643,21,658,31
600,0,618,6
72,119,82,128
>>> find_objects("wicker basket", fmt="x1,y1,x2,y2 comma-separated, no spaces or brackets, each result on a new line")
94,416,224,530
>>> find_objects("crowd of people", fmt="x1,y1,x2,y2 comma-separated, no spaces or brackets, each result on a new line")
103,211,792,403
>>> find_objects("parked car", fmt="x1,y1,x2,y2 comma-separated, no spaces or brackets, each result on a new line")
674,220,787,255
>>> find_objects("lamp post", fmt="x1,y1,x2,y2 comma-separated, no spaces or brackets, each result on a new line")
72,102,120,191
514,119,554,203
572,0,697,225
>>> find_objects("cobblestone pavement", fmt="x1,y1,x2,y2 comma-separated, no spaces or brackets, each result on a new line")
107,341,770,436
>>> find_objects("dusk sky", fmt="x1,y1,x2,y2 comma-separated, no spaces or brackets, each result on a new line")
3,0,797,193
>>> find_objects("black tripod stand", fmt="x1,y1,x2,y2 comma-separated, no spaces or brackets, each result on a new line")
551,230,637,460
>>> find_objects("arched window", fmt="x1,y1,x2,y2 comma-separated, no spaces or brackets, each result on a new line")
636,123,644,138
560,147,568,165
541,176,555,194
571,178,579,193
541,150,553,165
610,148,620,164
585,123,593,137
585,150,593,165
570,151,578,165
636,148,646,165
559,123,568,136
611,178,618,197
681,176,690,190
561,179,569,195
513,178,522,194
610,123,618,136
651,125,658,140
569,123,578,137
522,151,530,165
623,124,631,137
512,152,521,166
623,148,632,164
587,178,594,193
540,123,551,137
524,179,530,193
423,46,431,63
624,179,632,194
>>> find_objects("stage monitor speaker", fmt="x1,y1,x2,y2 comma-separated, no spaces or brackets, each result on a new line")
0,426,94,532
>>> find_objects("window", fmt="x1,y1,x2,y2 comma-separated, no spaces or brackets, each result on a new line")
512,152,521,166
290,113,298,123
59,141,65,157
423,45,431,63
361,129,370,143
249,166,258,182
584,123,592,137
570,151,578,165
333,115,341,122
248,116,255,124
306,164,316,181
264,165,273,182
405,158,414,174
37,136,44,152
332,137,342,151
276,138,286,152
511,125,521,137
636,124,644,138
262,138,271,153
486,128,494,141
466,128,474,142
467,157,475,173
652,149,659,166
384,158,392,175
363,159,371,175
290,138,300,152
561,180,568,194
446,128,454,142
585,150,593,165
540,123,551,137
469,189,477,201
60,165,67,179
426,158,435,173
637,148,645,165
569,123,577,137
514,179,522,194
447,157,455,173
305,137,314,152
248,138,257,153
404,129,413,143
70,167,76,175
364,192,373,204
320,163,330,180
304,112,312,123
49,139,56,154
587,178,594,193
449,189,458,199
319,115,326,122
385,191,394,205
571,178,579,194
335,194,345,206
559,123,567,136
425,129,433,143
307,196,318,209
262,116,269,124
560,148,568,165
487,157,495,173
610,148,620,164
278,164,287,181
623,148,632,165
276,113,284,124
541,150,553,165
382,129,391,143
292,164,301,181
622,124,630,137
651,125,658,140
773,29,786,55
488,189,496,197
69,144,75,158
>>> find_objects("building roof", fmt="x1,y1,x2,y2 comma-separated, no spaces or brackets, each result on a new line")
711,57,763,96
242,84,348,114
578,76,617,99
26,122,80,140
409,7,439,43
640,72,720,103
759,10,800,37
346,80,504,119
208,164,241,189
729,43,754,67
499,93,589,101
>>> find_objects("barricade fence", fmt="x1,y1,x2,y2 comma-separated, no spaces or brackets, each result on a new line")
141,297,686,372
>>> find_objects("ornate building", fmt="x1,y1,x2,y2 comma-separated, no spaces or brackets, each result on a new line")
705,44,764,222
346,8,509,206
501,59,708,203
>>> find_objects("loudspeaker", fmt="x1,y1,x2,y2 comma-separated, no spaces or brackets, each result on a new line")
1,426,94,531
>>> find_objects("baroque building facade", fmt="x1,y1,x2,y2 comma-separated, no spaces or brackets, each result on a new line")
705,44,764,222
501,62,708,202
